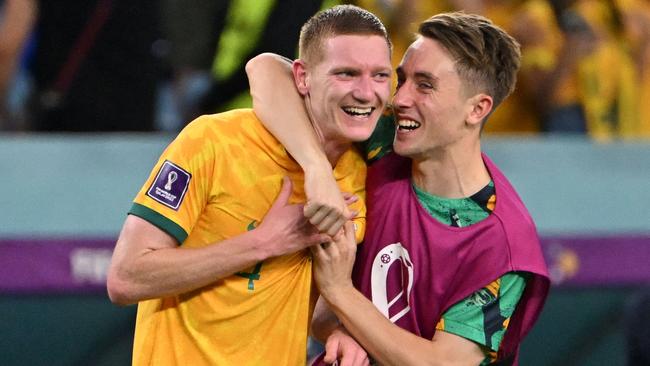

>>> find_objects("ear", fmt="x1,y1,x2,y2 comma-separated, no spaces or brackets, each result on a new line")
292,60,309,96
466,93,493,127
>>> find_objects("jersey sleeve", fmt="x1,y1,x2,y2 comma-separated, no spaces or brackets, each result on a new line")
358,113,395,164
129,116,218,244
435,272,528,356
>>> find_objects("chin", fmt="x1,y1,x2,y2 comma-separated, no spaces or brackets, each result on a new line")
393,142,417,158
342,126,376,142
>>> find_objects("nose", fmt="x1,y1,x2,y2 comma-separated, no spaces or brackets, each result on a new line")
392,83,413,109
352,75,374,103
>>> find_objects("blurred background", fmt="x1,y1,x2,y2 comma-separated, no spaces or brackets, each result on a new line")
1,0,649,365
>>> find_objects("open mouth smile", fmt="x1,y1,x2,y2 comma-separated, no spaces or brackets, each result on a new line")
397,119,421,131
342,106,374,117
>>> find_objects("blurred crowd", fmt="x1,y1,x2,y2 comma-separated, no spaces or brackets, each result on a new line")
0,0,649,139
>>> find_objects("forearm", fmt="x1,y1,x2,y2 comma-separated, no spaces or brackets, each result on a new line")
311,296,342,343
108,223,271,305
325,287,447,366
246,53,330,170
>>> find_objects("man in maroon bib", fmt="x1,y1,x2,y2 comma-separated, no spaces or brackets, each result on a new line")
247,10,549,366
354,152,548,363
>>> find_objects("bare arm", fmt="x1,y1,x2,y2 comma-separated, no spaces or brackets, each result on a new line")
107,176,328,305
311,223,485,366
246,53,350,237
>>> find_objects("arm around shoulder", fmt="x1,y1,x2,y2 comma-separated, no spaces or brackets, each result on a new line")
246,53,351,236
246,52,329,169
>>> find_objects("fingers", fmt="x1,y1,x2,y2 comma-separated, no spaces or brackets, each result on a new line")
305,204,347,237
304,200,333,218
310,239,328,258
309,233,332,247
317,215,345,237
342,192,359,206
311,222,355,257
346,209,359,220
306,204,334,225
323,339,339,364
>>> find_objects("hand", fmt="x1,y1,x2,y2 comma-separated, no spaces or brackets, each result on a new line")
256,176,330,258
310,221,357,297
304,167,357,238
323,327,369,366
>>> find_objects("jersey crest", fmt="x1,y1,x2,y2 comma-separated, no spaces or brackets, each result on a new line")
146,160,191,210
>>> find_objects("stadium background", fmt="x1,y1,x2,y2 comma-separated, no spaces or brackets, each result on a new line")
2,135,648,365
1,0,650,365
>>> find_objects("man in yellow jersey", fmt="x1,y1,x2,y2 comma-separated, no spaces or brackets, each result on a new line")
247,12,549,365
106,5,392,365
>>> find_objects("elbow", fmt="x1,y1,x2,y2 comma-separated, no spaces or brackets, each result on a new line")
245,52,279,78
106,270,139,306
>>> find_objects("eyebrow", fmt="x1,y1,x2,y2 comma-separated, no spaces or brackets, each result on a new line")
396,66,436,80
414,71,436,81
331,65,392,74
329,67,360,75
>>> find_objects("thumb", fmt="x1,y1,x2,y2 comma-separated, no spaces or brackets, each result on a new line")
270,176,293,210
323,338,339,364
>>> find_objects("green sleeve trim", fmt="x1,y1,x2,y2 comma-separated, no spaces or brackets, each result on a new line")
438,318,489,347
128,203,188,245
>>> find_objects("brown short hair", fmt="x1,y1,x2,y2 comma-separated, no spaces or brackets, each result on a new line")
418,12,521,108
299,5,391,64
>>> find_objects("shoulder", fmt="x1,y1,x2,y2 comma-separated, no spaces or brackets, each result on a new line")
184,109,259,132
178,109,266,145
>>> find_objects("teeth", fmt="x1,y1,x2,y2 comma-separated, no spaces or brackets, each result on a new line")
397,119,421,130
343,107,373,116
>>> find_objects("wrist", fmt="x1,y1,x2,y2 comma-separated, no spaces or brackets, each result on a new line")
320,282,355,305
300,154,332,172
248,227,276,261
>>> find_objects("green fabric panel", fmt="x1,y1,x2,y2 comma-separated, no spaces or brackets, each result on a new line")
413,182,494,227
128,203,188,244
440,273,527,352
359,113,395,164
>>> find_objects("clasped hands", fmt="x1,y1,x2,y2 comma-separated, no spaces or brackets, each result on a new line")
303,168,359,295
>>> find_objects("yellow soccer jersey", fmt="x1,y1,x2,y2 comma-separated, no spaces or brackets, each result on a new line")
128,109,367,366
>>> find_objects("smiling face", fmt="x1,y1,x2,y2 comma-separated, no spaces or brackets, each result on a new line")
392,36,491,161
294,34,392,145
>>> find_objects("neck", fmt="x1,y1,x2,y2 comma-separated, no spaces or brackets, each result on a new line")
410,139,490,198
306,101,350,167
321,138,351,166
309,118,350,167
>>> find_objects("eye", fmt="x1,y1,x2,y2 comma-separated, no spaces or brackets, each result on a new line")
335,70,356,79
373,72,390,82
418,82,433,90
